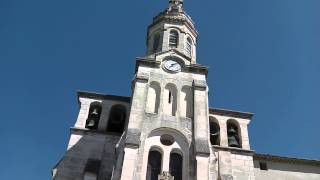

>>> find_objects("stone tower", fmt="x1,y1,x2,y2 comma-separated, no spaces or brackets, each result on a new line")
53,1,256,180
122,0,210,179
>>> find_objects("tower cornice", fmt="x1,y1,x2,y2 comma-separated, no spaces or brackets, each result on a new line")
135,57,208,76
148,9,198,37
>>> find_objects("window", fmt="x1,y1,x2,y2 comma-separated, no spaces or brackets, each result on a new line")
146,150,162,180
186,37,192,56
169,153,182,180
164,84,177,116
169,30,179,48
209,120,220,146
107,105,126,134
259,162,268,171
85,102,102,130
180,86,193,118
146,82,161,114
153,32,161,53
227,120,241,148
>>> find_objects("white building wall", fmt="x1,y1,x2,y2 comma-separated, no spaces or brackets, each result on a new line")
254,160,320,180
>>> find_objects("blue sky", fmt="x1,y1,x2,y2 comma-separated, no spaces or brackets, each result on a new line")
0,0,319,179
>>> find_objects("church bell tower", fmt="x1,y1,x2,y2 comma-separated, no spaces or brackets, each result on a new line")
53,1,255,180
121,0,211,179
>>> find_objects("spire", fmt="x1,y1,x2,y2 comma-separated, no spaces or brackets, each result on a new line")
169,0,184,12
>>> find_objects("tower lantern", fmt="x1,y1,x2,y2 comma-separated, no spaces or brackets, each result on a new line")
146,0,198,64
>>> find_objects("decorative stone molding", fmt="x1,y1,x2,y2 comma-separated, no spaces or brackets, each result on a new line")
70,127,123,138
193,79,207,91
135,57,208,75
254,154,320,166
195,138,210,156
77,91,131,103
125,128,141,148
150,10,197,37
210,108,254,119
212,145,255,156
135,72,150,83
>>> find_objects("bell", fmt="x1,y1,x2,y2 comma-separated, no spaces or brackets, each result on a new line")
86,118,96,129
210,131,220,137
210,131,220,145
228,126,237,135
228,135,240,148
90,108,99,116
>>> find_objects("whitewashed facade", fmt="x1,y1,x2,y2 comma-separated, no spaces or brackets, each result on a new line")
52,1,320,180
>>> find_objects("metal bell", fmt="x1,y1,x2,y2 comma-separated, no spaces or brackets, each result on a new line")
85,108,100,129
210,131,220,145
90,108,99,116
228,135,240,148
228,126,237,134
86,119,96,128
210,130,220,137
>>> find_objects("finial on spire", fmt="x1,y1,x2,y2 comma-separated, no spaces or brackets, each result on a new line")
169,0,184,12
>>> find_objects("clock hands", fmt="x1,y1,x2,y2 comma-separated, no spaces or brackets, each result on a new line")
170,62,178,68
164,60,181,72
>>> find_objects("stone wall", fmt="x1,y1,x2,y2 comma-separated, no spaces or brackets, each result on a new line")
254,158,320,180
53,130,120,180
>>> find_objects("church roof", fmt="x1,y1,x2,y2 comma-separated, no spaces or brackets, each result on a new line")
254,153,320,165
77,91,131,103
210,108,254,119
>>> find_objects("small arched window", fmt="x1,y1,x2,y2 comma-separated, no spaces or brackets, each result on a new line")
209,118,220,146
169,152,183,180
164,84,177,116
107,105,126,134
169,30,179,48
180,86,193,118
146,150,162,180
85,102,102,130
153,32,161,53
146,82,161,114
227,120,241,148
186,37,192,56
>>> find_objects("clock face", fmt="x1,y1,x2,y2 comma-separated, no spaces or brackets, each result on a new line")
163,60,182,72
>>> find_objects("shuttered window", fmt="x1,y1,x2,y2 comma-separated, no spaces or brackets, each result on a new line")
169,30,179,48
186,37,192,56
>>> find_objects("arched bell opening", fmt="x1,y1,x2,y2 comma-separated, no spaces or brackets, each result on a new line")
169,151,183,180
106,104,126,134
169,30,179,49
164,84,178,116
227,120,242,148
141,128,190,180
209,117,220,146
186,37,193,57
146,82,161,114
85,102,102,130
152,31,161,53
146,149,163,180
180,86,193,118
